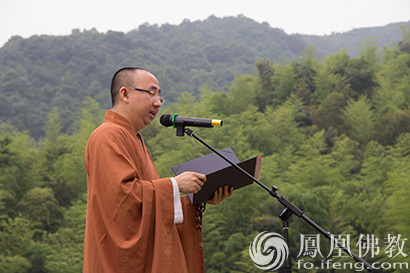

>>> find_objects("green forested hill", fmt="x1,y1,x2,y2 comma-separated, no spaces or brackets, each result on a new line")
1,15,410,273
0,15,308,138
301,20,410,58
1,15,408,138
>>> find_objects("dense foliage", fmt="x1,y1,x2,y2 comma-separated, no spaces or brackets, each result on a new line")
0,16,308,139
0,16,408,139
1,16,410,273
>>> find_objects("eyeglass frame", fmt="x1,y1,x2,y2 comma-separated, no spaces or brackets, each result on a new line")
129,87,165,105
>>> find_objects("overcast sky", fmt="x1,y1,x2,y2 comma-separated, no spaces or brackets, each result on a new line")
1,0,409,47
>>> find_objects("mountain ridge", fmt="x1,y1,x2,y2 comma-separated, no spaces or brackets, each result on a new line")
0,15,409,138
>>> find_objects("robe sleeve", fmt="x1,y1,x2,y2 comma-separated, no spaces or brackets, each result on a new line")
171,177,184,224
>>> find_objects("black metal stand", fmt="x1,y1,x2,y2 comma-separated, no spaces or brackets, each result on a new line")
280,207,293,273
180,127,373,272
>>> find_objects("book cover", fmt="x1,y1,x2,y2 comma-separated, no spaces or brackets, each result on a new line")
171,148,262,204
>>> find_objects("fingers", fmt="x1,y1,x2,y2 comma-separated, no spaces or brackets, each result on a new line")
175,171,207,194
192,173,206,193
205,186,234,205
175,171,235,202
195,174,206,187
219,186,234,198
227,186,234,196
193,180,202,194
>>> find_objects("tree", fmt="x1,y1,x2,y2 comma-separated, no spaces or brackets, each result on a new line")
255,59,275,111
44,195,86,273
225,74,259,114
344,36,381,98
41,107,69,168
0,123,41,198
373,50,410,145
342,96,375,145
0,255,31,273
385,133,410,246
17,187,62,232
333,141,392,238
398,26,410,53
292,47,319,104
271,63,296,107
247,95,306,155
310,92,348,143
0,217,32,269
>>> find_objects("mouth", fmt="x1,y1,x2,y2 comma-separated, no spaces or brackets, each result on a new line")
149,111,157,119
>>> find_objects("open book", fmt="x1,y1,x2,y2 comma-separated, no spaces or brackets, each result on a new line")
171,148,262,204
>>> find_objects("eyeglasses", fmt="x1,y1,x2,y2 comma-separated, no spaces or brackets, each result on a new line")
130,87,165,105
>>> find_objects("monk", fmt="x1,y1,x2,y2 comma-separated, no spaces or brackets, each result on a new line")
83,67,233,273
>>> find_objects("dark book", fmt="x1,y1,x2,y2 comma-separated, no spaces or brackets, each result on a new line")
171,148,262,205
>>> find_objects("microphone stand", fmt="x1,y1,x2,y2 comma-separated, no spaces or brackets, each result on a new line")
178,127,373,272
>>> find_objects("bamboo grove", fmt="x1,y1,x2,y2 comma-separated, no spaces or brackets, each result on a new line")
1,28,410,273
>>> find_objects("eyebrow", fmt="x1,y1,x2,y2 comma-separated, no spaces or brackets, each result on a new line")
150,86,161,95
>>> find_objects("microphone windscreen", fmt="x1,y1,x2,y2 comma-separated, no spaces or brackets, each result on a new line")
160,114,173,127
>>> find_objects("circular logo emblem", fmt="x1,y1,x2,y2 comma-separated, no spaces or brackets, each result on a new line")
249,231,289,271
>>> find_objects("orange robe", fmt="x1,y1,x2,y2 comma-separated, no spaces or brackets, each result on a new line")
83,110,204,273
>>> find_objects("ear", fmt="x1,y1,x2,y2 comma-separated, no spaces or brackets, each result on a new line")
118,87,130,103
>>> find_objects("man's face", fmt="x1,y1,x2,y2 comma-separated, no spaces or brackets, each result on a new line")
126,70,162,132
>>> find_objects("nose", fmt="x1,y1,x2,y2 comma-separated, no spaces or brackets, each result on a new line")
153,97,162,107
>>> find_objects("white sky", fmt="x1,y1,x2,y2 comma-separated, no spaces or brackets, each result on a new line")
1,0,410,47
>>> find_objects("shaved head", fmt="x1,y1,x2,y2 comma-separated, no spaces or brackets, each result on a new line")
110,67,146,107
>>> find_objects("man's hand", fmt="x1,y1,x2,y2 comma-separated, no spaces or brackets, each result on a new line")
205,185,234,205
175,171,206,194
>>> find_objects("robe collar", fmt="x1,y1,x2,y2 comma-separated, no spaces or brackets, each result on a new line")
104,109,135,133
103,110,145,147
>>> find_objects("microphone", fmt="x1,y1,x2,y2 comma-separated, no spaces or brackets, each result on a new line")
160,114,223,128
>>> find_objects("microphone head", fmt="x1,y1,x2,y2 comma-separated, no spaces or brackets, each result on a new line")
160,114,173,127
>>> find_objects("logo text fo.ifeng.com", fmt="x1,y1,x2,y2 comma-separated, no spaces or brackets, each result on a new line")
249,232,408,271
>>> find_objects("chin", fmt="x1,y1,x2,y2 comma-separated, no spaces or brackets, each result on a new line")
144,120,153,127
